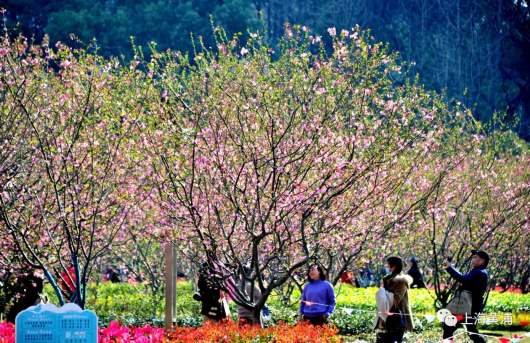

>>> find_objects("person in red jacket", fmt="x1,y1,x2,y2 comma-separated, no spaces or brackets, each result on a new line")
60,264,76,293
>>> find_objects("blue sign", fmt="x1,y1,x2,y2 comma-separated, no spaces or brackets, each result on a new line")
16,303,98,343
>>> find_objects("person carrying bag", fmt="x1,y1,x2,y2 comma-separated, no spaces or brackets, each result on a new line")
375,256,414,343
443,250,490,343
383,297,407,331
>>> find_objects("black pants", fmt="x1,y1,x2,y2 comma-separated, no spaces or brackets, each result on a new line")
376,331,404,343
443,322,486,343
388,331,405,343
303,315,328,326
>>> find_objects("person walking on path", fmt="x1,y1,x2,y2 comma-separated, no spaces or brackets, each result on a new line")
298,264,336,326
443,250,490,343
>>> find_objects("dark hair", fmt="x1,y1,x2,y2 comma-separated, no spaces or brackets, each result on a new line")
307,264,327,282
386,256,404,274
408,257,419,269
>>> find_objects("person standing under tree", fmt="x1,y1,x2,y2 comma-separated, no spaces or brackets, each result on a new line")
443,250,490,343
237,266,261,326
7,273,48,323
407,257,425,289
197,263,228,325
298,264,336,326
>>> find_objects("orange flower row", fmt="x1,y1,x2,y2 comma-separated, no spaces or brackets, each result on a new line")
166,320,341,343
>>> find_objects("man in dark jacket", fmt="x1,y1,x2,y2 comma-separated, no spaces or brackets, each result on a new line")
444,250,490,343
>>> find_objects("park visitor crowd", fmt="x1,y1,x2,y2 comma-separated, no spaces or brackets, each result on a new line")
4,250,490,343
195,249,490,343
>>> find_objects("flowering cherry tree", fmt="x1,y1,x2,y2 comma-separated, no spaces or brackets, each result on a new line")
393,125,530,306
109,231,166,314
0,34,150,308
136,25,466,324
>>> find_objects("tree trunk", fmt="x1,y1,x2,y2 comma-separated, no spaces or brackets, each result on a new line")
252,306,262,327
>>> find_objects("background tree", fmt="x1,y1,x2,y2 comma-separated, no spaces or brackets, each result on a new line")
0,34,151,308
395,125,530,308
134,24,480,325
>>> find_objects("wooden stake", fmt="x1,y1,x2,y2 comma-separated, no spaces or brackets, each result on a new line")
165,244,177,329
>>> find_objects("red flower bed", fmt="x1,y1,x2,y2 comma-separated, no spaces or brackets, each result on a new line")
0,321,340,343
168,320,341,343
0,321,165,343
0,322,14,343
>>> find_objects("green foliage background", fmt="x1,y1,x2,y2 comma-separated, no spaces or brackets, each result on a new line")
0,0,259,60
1,0,529,140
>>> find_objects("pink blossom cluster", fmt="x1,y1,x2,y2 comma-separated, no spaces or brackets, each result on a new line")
0,322,14,343
99,322,165,343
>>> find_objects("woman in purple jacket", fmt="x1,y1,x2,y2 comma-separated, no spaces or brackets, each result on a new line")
298,264,336,326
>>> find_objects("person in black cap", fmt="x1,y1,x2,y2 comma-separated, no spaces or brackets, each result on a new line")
443,249,490,343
